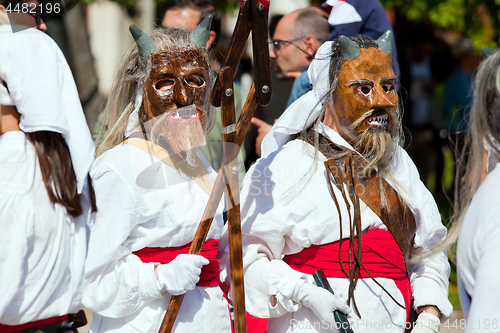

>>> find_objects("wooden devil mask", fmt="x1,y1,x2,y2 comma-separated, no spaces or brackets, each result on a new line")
129,16,212,130
332,31,398,139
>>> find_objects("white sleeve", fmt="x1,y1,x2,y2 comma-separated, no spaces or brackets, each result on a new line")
464,212,500,332
82,163,162,318
0,194,29,317
221,161,308,318
394,149,453,319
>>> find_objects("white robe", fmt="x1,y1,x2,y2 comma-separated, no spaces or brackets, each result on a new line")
83,143,231,333
221,123,452,333
0,131,90,325
457,163,500,332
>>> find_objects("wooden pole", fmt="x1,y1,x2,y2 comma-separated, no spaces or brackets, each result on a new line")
220,66,247,333
158,82,258,333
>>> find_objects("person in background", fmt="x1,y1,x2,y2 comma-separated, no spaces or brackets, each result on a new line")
444,37,481,133
161,0,219,52
322,0,400,79
0,14,96,332
251,7,329,157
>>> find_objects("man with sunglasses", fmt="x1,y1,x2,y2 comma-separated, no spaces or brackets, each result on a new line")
250,7,329,157
0,0,47,31
269,7,328,82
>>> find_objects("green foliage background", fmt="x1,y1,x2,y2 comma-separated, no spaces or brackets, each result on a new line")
381,0,499,49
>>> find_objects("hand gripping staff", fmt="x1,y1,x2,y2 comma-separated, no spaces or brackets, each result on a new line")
313,270,355,333
158,2,272,332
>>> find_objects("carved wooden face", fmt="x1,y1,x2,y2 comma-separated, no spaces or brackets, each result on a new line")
332,47,397,138
143,48,210,126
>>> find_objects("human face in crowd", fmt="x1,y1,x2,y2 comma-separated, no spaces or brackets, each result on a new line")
144,48,210,127
0,0,47,31
269,12,312,80
162,6,200,30
326,47,398,142
162,7,215,49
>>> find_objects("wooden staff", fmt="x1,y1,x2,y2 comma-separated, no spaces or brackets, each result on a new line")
220,66,247,333
212,0,271,107
158,82,258,333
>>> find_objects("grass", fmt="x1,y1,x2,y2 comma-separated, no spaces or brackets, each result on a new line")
449,269,461,311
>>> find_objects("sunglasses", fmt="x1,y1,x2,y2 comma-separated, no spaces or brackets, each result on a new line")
269,36,324,53
26,6,41,27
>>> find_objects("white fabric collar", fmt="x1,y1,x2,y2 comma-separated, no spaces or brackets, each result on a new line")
0,25,94,194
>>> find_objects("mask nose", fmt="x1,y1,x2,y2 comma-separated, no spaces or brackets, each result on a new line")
371,84,397,109
173,80,193,107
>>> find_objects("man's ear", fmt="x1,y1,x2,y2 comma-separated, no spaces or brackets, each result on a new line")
0,4,7,13
206,31,216,49
303,35,320,60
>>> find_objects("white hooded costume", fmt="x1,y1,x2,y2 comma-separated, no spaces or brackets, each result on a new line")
220,41,452,333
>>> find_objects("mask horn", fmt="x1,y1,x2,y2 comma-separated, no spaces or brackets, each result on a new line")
190,14,213,49
129,25,156,58
376,30,392,54
339,35,360,61
481,47,497,58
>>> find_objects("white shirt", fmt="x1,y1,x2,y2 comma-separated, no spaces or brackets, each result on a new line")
0,131,90,325
83,143,231,333
457,163,500,332
221,124,452,333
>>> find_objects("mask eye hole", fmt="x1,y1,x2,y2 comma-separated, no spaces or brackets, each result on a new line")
357,85,373,97
382,84,394,93
155,78,176,91
184,75,206,88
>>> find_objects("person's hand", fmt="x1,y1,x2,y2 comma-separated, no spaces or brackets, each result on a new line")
410,312,441,333
292,280,351,331
251,117,273,157
155,254,209,295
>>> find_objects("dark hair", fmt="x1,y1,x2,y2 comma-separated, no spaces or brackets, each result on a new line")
27,131,97,218
162,0,221,48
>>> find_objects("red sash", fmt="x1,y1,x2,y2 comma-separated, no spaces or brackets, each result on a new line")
283,228,411,323
133,239,220,287
0,315,68,333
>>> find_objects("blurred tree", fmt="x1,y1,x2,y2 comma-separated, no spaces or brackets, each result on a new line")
381,0,498,49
